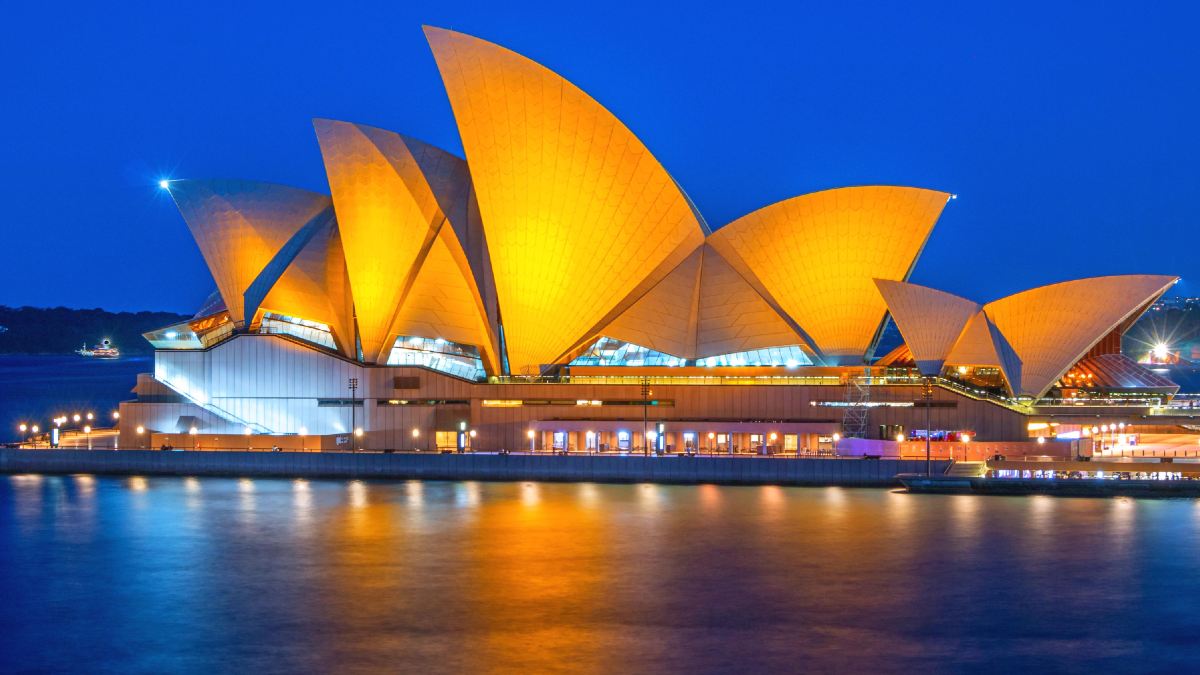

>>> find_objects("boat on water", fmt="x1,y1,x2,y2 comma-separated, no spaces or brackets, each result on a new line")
900,458,1200,498
75,339,120,359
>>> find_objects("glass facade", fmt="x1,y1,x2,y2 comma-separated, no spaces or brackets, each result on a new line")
259,312,337,351
570,337,686,367
386,336,486,381
570,337,814,368
144,320,205,350
144,311,235,350
697,346,812,368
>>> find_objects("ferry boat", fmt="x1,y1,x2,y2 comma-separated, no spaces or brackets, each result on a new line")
899,458,1200,498
76,339,120,359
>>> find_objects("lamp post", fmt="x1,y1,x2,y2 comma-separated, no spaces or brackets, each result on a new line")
961,433,971,461
832,432,841,455
244,427,252,451
299,426,307,452
30,425,39,449
18,423,27,446
527,429,535,453
923,376,933,475
136,425,146,449
189,426,198,451
348,377,359,446
641,377,651,457
83,425,92,450
412,427,421,452
353,427,363,452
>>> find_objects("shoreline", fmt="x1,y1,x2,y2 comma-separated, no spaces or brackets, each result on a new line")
0,449,944,487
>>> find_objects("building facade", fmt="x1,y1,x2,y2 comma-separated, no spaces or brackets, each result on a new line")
119,27,1179,453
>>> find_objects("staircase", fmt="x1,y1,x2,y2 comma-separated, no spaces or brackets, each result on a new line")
944,461,986,478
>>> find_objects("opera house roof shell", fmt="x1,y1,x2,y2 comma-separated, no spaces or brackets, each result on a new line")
159,26,1177,397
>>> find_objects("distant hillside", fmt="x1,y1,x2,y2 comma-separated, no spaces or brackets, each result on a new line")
0,306,189,355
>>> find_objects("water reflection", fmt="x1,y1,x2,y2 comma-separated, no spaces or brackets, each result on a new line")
1,476,1197,672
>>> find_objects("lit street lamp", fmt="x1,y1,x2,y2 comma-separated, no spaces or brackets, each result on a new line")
299,426,308,452
18,423,27,446
832,432,841,455
30,425,39,448
189,426,198,451
353,427,363,452
527,429,536,453
244,426,252,451
412,428,421,451
136,425,146,449
83,425,92,450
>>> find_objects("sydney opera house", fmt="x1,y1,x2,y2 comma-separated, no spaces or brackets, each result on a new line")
119,27,1180,454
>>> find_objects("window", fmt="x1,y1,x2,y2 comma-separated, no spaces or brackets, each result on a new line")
617,431,631,450
387,336,485,381
784,434,798,452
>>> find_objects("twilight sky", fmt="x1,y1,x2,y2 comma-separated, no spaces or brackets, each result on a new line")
1,1,1196,313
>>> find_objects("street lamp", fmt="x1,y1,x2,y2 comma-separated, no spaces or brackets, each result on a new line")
832,432,841,455
73,414,81,424
961,433,971,461
354,427,363,452
30,425,39,448
112,411,120,422
412,428,420,451
18,423,27,446
136,425,146,449
86,412,94,422
527,429,536,453
707,431,715,455
189,426,198,451
83,425,92,450
298,426,307,452
1037,436,1046,446
244,426,252,451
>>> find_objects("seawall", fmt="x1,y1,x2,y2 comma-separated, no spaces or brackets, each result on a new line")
0,450,947,487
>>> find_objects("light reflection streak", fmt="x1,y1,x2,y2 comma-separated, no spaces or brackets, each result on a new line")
349,480,368,509
403,480,423,509
456,481,481,508
521,482,540,507
577,483,599,508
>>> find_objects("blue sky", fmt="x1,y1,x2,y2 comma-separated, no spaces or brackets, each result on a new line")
1,1,1196,312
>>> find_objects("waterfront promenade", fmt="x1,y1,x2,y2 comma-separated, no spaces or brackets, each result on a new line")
0,448,943,487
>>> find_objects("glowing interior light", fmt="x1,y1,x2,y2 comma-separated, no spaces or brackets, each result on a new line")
164,331,178,339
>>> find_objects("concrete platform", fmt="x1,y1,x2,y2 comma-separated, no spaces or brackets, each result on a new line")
0,449,947,487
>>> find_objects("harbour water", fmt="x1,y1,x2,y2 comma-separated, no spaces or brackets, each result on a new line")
2,475,1199,671
0,354,148,440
